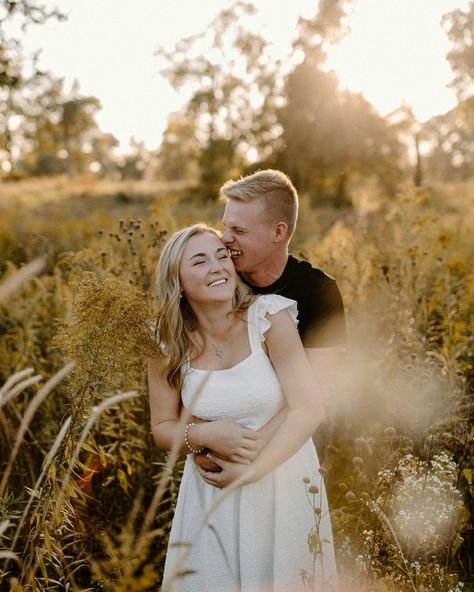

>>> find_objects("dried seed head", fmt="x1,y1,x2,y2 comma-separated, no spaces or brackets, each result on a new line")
384,426,397,437
303,477,310,484
308,485,319,494
345,491,356,502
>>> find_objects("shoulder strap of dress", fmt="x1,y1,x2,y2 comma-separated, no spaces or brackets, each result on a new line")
246,298,264,353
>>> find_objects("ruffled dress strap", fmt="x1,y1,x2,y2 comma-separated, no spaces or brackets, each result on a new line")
247,294,299,352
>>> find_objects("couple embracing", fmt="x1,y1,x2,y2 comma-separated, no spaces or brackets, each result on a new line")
148,169,346,592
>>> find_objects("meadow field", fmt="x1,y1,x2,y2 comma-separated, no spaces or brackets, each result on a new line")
0,176,472,591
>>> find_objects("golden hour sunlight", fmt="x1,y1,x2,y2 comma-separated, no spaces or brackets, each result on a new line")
1,1,472,590
324,0,466,121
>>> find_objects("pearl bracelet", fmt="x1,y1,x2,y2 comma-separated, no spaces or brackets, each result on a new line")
184,422,204,454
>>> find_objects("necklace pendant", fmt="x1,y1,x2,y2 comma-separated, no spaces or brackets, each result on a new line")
216,349,224,357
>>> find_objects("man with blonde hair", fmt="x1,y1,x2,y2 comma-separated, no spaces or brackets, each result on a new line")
220,169,346,349
195,170,346,473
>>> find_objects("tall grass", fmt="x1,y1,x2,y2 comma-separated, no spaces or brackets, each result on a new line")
0,178,472,590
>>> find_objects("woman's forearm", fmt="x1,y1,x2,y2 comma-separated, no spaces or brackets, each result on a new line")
247,406,324,483
152,419,196,455
258,406,288,446
153,417,262,463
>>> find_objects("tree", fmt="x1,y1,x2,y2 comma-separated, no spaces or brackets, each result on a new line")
156,111,199,182
421,102,473,182
59,81,102,177
17,78,112,177
0,0,64,174
277,0,404,204
442,1,474,101
157,0,283,197
386,104,424,187
415,2,474,183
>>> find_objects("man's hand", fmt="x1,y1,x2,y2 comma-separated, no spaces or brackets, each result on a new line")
195,455,257,489
194,451,222,473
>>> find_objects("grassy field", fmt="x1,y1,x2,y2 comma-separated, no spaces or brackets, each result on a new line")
0,175,473,591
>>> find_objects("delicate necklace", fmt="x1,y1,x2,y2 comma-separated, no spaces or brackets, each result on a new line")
204,317,237,357
206,339,224,357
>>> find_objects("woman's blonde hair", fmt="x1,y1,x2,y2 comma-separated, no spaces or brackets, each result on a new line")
155,223,252,390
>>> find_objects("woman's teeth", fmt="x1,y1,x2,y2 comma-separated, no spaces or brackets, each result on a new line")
208,279,227,287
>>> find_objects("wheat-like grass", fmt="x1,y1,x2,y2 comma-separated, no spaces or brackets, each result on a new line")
0,257,46,303
9,417,72,557
0,362,76,498
52,390,140,522
0,369,43,409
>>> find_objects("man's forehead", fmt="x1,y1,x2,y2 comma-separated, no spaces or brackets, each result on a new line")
223,200,265,226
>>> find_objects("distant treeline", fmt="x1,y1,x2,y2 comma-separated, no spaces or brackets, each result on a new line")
1,0,473,203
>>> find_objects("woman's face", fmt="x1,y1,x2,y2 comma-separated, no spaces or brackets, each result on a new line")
179,232,237,307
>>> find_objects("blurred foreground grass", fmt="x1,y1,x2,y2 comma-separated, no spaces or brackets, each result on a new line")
0,175,472,591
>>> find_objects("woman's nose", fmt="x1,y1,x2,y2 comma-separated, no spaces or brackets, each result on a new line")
209,258,224,273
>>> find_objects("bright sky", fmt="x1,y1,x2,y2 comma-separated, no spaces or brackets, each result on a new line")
19,0,469,153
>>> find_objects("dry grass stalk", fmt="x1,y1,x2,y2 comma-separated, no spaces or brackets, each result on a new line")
9,417,73,556
53,390,140,523
0,369,42,409
0,362,76,497
0,257,46,303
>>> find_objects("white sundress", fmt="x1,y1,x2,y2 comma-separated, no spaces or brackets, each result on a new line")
162,294,338,592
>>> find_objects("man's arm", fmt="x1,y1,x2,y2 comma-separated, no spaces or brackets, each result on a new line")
194,344,346,473
305,345,346,405
193,406,288,472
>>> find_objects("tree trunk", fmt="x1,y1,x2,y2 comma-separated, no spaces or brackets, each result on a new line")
414,132,423,187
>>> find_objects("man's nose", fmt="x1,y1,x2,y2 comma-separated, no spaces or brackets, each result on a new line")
222,228,233,244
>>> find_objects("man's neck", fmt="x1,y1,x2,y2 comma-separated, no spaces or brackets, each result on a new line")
241,251,289,288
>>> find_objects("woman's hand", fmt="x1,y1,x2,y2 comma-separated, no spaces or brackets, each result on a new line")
192,419,262,463
195,454,258,489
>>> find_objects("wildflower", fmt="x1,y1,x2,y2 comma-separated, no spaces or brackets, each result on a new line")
308,485,319,494
302,477,310,484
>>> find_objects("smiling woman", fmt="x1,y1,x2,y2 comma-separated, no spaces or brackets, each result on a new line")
179,235,236,308
147,223,337,591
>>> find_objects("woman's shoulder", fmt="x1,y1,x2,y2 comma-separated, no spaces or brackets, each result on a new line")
250,294,299,337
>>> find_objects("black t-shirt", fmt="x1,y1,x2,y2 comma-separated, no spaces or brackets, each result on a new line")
243,255,346,348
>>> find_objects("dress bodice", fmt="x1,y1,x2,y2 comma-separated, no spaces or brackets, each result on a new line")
180,295,298,431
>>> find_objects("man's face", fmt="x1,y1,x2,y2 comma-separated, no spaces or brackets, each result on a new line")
221,199,276,277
